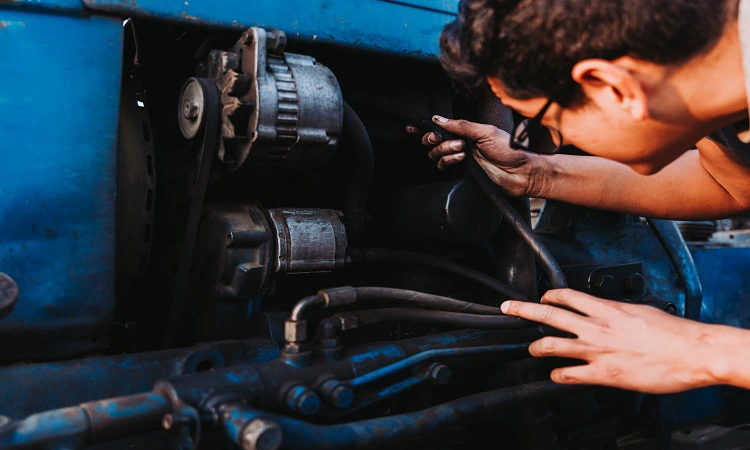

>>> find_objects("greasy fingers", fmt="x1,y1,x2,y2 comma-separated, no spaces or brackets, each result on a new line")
437,152,465,170
422,131,442,146
428,140,465,161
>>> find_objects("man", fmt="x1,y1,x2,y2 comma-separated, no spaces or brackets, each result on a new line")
418,0,750,394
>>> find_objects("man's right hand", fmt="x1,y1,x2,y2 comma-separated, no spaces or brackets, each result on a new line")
409,115,549,197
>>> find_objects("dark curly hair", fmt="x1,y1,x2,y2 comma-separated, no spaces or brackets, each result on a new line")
440,0,733,101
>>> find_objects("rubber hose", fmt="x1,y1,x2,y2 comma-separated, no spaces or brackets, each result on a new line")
463,155,567,289
352,286,503,315
352,248,529,301
342,102,375,228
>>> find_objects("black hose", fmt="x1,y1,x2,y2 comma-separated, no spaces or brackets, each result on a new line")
646,219,703,320
221,381,579,449
342,102,375,235
350,286,503,315
319,307,534,338
463,155,568,289
350,248,529,301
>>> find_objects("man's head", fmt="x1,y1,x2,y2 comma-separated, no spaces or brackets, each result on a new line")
441,0,743,173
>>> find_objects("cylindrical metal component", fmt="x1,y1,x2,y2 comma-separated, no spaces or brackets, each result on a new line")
428,363,452,386
285,385,321,416
242,418,283,450
177,78,206,139
205,27,343,172
268,208,348,274
319,379,354,409
0,273,19,319
382,179,502,245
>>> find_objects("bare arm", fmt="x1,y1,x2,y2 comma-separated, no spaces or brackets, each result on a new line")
422,117,750,220
500,290,750,393
534,138,750,219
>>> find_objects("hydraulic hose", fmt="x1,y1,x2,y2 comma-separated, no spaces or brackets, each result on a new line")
342,102,375,236
318,307,534,339
646,219,703,320
350,248,528,301
221,381,580,449
351,286,503,315
463,155,567,289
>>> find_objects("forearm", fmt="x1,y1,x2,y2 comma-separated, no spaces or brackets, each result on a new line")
533,149,749,220
703,324,750,390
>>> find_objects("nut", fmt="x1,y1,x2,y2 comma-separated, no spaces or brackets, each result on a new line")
241,418,282,450
284,320,307,343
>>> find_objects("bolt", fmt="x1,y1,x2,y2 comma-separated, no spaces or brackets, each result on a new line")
285,385,320,416
592,274,615,295
241,418,282,450
320,379,354,409
624,273,645,292
182,99,200,120
0,273,19,319
161,414,174,430
428,363,452,385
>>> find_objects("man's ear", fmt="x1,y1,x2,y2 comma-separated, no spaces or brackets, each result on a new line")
571,59,649,120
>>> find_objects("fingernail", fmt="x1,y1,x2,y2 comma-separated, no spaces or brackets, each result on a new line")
454,153,465,161
500,302,510,313
427,133,439,144
433,115,448,123
450,140,464,150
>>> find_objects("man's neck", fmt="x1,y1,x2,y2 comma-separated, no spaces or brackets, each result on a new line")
675,20,748,131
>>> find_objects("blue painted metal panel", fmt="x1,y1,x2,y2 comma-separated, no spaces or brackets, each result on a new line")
0,7,123,358
82,0,457,58
689,246,750,328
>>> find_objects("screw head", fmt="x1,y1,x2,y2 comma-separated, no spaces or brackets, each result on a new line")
592,274,615,295
624,273,645,292
182,99,200,120
428,363,452,385
0,273,18,319
161,414,174,430
242,418,282,450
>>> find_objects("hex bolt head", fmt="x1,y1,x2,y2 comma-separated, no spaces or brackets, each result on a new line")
428,363,452,385
182,99,200,120
592,274,615,295
285,385,321,416
624,273,645,292
0,273,19,319
242,418,282,450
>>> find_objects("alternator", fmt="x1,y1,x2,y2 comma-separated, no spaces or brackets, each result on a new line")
185,27,343,172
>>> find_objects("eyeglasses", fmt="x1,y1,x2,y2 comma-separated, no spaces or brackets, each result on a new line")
510,81,573,154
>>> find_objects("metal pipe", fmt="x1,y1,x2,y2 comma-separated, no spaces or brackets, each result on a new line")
647,219,703,320
350,343,530,387
220,381,580,449
289,295,325,322
463,155,567,289
349,248,528,301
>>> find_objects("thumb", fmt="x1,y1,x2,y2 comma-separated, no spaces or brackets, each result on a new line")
432,115,492,141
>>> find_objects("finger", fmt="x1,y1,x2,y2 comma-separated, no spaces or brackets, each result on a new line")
405,124,420,134
529,337,590,360
500,300,592,334
541,289,621,317
428,140,465,161
432,115,495,140
437,152,465,170
421,131,443,146
550,364,598,386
